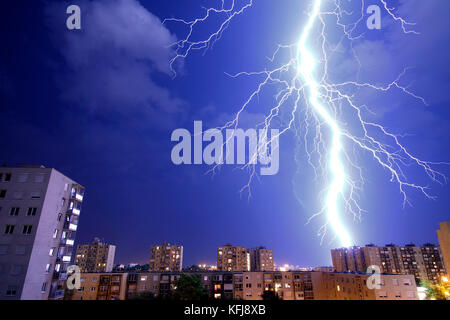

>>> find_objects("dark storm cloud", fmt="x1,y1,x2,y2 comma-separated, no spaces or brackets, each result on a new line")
45,0,186,128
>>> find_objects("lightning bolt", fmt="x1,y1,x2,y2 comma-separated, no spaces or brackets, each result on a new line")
165,0,447,247
296,0,351,247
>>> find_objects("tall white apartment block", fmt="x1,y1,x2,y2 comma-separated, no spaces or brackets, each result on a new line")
0,165,85,300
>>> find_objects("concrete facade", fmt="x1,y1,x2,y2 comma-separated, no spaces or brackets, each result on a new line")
437,222,450,278
0,165,84,300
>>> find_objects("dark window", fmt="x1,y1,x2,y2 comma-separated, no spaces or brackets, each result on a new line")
6,286,17,296
27,207,37,216
4,173,11,182
22,225,32,235
4,225,14,234
0,190,6,198
9,207,19,216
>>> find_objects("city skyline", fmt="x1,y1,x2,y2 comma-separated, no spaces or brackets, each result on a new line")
2,0,450,271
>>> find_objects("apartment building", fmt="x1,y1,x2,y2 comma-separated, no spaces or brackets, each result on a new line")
69,273,128,300
249,247,274,271
217,244,250,272
75,238,116,272
331,243,447,284
67,271,417,300
0,165,84,300
149,243,183,272
437,221,450,277
319,272,418,300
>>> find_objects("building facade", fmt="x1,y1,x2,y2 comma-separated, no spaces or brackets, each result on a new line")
437,221,450,278
217,244,250,272
331,243,447,284
75,238,116,273
149,242,183,272
69,272,128,300
249,247,274,271
0,165,84,300
67,271,418,301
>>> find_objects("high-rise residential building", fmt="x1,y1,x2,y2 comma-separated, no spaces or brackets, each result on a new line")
217,244,250,272
75,238,116,273
331,243,447,284
437,221,450,278
149,242,183,272
0,165,84,300
249,247,274,271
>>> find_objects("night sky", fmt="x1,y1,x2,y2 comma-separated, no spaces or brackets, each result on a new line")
1,0,449,267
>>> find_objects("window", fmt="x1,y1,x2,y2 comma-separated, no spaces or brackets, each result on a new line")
57,213,62,221
4,225,14,234
52,229,58,239
15,245,26,255
403,279,412,286
30,192,41,199
0,190,6,198
6,286,17,296
392,279,399,286
395,291,401,298
91,287,96,292
9,207,19,216
17,174,29,183
378,291,388,298
27,207,37,216
49,248,55,256
41,282,47,293
34,174,44,183
45,264,51,273
0,245,8,255
1,173,12,182
13,191,23,199
22,225,32,235
407,291,415,298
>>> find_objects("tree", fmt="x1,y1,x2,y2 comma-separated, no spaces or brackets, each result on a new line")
420,276,450,300
172,274,209,300
261,290,280,300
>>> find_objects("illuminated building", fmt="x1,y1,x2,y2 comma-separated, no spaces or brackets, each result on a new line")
249,247,274,271
149,242,183,272
331,243,447,284
75,238,116,272
217,244,250,272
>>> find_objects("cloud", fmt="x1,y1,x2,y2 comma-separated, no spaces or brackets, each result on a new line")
45,0,186,128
